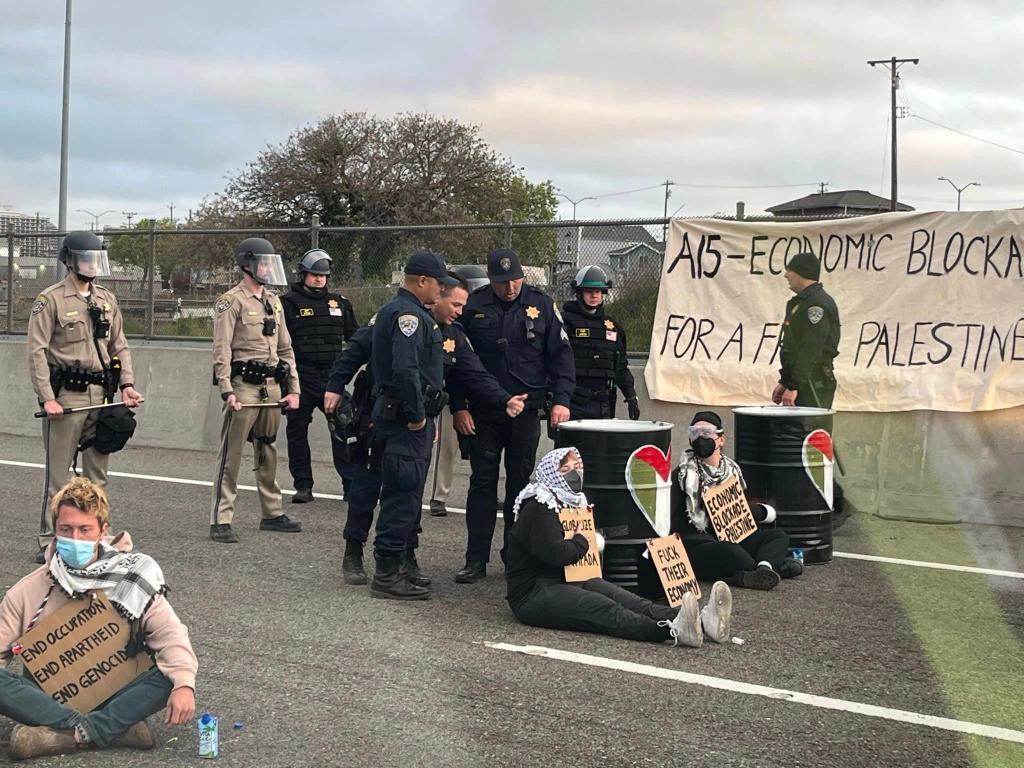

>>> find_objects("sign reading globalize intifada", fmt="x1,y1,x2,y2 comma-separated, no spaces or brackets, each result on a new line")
643,210,1024,412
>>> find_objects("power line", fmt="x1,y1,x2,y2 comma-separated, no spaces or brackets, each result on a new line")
910,114,1024,156
587,183,666,200
665,181,821,189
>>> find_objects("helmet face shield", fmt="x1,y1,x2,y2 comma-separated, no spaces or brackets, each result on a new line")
67,249,111,279
299,249,333,275
248,253,289,286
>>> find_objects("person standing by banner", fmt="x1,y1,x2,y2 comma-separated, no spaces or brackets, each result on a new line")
772,252,841,408
27,231,144,564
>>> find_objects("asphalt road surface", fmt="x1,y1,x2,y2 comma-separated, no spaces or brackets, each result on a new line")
1,433,1021,768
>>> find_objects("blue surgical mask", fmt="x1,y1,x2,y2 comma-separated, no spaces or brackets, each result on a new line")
55,537,97,568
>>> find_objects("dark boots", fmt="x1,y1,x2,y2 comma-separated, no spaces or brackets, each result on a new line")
370,551,430,600
342,540,368,586
399,548,431,588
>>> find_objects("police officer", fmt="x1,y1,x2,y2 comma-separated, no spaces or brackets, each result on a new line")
280,249,358,502
561,265,640,420
366,251,457,599
451,248,575,583
324,273,525,589
771,252,841,409
26,231,144,562
210,237,302,543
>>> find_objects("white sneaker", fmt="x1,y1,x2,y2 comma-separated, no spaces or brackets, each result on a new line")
700,580,733,643
658,592,702,648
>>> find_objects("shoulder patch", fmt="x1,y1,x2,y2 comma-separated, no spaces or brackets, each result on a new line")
398,314,419,337
215,294,234,314
367,313,377,327
807,306,824,325
31,296,48,315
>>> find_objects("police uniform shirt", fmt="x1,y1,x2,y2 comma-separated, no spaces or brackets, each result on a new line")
370,288,444,424
442,322,511,410
27,275,134,402
779,282,841,390
326,316,376,394
212,281,301,397
279,283,358,377
560,300,636,400
454,283,575,410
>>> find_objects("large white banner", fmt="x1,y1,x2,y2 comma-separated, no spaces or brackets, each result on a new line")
644,210,1024,412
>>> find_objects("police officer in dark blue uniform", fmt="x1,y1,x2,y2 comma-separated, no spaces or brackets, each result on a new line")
325,274,527,589
450,248,576,583
561,265,640,420
280,249,358,502
366,251,457,600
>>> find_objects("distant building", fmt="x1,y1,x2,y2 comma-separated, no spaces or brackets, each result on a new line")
0,208,60,259
557,224,662,289
767,190,914,217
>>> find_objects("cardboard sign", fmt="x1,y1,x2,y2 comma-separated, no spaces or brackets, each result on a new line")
559,507,602,582
16,591,154,713
646,534,701,605
701,474,757,544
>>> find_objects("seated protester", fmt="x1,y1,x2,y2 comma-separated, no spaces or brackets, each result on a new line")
506,447,732,649
673,411,804,590
0,478,197,761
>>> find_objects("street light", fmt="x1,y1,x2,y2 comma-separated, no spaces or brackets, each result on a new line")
937,177,980,211
75,208,116,230
555,192,596,220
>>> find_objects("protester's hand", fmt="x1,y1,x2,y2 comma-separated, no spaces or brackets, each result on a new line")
771,384,785,404
550,404,570,428
324,391,342,414
407,418,427,431
453,410,475,436
626,398,641,421
121,386,144,408
505,394,528,418
281,393,300,411
43,399,65,420
225,394,242,412
165,687,196,726
781,388,798,407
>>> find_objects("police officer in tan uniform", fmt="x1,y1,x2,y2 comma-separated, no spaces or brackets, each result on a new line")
210,237,302,543
26,231,144,562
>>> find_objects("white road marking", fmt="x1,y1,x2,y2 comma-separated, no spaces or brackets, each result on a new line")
487,642,1024,745
2,458,1021,580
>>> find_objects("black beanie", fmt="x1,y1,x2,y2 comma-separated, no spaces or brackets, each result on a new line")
787,252,821,281
690,411,723,430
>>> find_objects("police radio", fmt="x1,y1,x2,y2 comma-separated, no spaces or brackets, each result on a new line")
88,303,110,339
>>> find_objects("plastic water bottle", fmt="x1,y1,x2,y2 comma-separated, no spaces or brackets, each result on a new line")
198,712,219,758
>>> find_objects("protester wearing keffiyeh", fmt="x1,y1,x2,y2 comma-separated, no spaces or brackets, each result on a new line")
512,446,588,522
49,542,166,621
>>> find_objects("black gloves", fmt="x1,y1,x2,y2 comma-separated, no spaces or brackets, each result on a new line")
626,397,641,421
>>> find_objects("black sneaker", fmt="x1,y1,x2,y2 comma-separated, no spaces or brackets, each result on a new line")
291,488,314,504
732,563,780,590
429,500,447,517
779,557,805,579
454,561,486,584
259,514,302,533
209,524,239,544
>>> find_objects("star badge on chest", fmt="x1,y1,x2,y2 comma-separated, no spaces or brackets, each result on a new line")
525,306,540,320
442,338,456,353
604,319,615,330
328,299,339,308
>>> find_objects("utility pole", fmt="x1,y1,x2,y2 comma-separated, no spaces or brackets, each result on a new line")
661,180,675,251
868,56,918,212
57,0,73,232
167,203,175,227
817,181,829,195
122,210,137,227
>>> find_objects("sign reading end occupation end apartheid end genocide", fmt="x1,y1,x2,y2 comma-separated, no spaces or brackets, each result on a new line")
559,507,602,582
701,475,757,544
16,591,153,714
646,534,700,605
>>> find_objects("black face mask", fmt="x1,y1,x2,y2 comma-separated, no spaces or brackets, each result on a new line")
564,469,584,493
691,437,716,460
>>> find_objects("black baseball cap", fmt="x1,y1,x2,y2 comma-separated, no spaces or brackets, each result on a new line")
405,251,459,285
487,248,525,281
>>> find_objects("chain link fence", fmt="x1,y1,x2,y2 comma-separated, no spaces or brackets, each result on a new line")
3,215,829,353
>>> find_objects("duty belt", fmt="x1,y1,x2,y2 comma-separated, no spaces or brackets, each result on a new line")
572,384,614,402
50,365,107,394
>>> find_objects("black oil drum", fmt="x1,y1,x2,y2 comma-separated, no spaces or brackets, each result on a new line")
732,406,836,564
555,419,674,597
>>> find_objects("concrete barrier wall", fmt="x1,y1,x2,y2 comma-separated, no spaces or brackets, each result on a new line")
3,336,1021,526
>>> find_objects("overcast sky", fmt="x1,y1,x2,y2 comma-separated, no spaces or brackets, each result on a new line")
2,1,1022,231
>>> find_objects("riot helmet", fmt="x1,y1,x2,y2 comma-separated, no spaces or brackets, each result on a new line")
571,264,612,295
235,237,288,286
298,249,333,276
59,230,111,282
